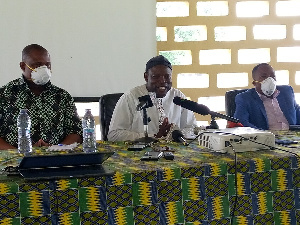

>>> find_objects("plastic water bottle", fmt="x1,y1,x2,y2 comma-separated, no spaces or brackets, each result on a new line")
17,109,32,154
82,109,96,152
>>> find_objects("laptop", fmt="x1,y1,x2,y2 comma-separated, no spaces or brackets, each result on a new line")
18,152,115,180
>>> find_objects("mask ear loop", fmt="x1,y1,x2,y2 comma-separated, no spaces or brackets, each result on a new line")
24,63,37,72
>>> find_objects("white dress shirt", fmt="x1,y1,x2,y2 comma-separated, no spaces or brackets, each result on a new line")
107,84,197,141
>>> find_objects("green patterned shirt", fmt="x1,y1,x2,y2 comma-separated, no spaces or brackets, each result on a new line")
0,77,82,147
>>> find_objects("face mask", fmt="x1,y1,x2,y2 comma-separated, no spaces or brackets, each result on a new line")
30,65,51,85
260,77,276,96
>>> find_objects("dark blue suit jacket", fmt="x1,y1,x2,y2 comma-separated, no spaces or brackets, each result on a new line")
234,85,300,130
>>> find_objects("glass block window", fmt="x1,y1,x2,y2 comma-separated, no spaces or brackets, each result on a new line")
293,24,300,40
157,2,189,17
156,27,167,41
198,96,225,112
253,25,286,40
275,70,289,85
295,93,300,104
238,48,270,64
276,1,300,17
177,73,209,88
217,73,248,88
295,71,300,85
174,25,207,42
236,1,269,17
277,47,300,62
157,0,300,126
215,26,246,41
199,49,231,65
197,1,229,16
159,50,192,65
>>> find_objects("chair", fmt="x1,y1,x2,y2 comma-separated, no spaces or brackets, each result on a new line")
99,93,123,141
225,89,248,117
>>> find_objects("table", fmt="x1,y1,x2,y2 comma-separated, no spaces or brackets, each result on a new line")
0,132,300,224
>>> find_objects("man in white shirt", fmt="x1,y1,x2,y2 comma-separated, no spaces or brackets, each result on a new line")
107,55,197,141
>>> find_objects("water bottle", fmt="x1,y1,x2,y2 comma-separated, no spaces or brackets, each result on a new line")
82,109,96,152
17,109,32,154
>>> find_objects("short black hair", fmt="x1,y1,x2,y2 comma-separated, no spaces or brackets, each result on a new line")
145,55,172,73
252,63,270,79
22,44,48,61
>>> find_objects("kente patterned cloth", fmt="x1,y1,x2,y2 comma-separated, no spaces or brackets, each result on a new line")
0,131,300,224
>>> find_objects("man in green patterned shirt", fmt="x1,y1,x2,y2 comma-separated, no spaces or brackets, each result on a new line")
0,44,82,149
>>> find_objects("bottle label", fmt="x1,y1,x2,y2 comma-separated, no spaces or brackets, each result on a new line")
83,128,95,135
18,128,31,137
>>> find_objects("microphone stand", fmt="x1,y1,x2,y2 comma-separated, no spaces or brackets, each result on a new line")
207,116,219,129
135,107,156,144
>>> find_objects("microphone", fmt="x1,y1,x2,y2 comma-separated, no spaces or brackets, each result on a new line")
172,130,188,146
173,96,210,115
136,95,153,111
173,96,240,123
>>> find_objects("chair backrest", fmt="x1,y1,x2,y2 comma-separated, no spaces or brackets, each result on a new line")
225,89,249,117
99,93,123,141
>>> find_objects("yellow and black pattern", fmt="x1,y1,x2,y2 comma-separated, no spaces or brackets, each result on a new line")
19,182,49,192
273,190,295,211
253,212,274,224
292,168,300,188
132,171,157,183
134,204,159,224
229,195,252,216
106,184,132,208
0,193,19,218
271,156,292,170
80,211,107,224
296,210,300,222
50,189,79,214
0,135,299,224
21,216,51,225
227,161,250,174
181,166,205,178
183,199,207,222
250,171,272,193
205,175,228,197
157,180,182,203
78,176,106,188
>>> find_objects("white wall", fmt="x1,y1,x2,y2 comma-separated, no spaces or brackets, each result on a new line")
0,0,156,97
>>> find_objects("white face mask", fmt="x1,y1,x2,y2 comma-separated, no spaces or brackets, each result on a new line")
260,77,276,96
31,65,51,85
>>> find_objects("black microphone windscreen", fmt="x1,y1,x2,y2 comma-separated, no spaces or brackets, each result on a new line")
172,129,183,139
138,95,153,107
173,97,210,115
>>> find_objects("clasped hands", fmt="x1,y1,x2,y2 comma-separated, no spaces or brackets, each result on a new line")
33,139,50,147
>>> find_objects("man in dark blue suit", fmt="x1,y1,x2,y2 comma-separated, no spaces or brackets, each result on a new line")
234,63,300,130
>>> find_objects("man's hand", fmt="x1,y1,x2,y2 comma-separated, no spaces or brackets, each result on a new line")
33,139,50,147
155,118,172,138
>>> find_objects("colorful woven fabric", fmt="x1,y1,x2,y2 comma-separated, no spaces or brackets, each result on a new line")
0,136,299,224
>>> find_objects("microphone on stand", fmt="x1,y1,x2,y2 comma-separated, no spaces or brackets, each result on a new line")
173,96,240,123
134,95,156,144
136,95,153,111
172,130,188,146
